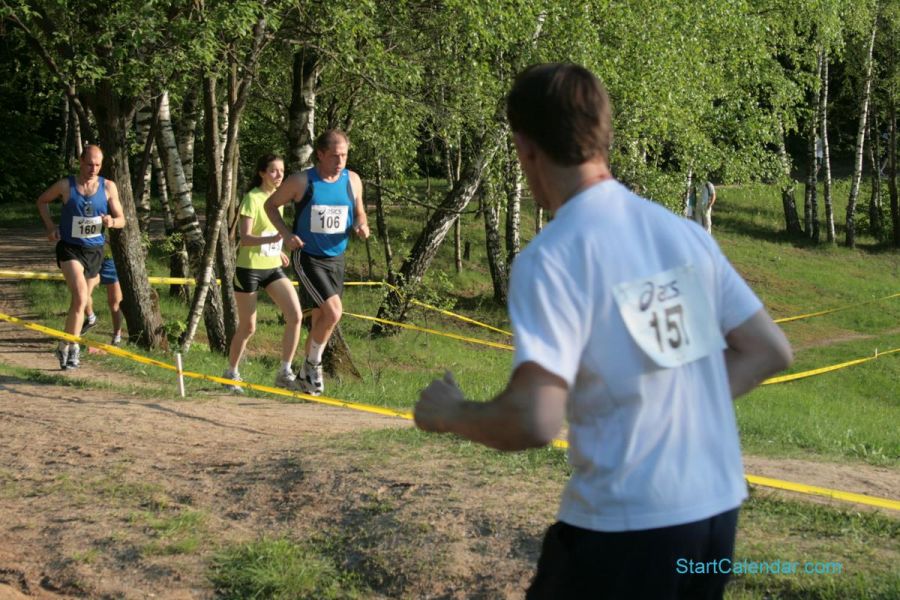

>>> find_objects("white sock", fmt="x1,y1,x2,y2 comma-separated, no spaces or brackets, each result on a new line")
308,340,325,364
281,361,292,373
58,341,68,351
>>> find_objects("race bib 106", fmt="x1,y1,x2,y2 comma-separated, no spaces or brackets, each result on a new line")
260,230,282,256
612,264,724,368
72,216,103,239
310,205,348,234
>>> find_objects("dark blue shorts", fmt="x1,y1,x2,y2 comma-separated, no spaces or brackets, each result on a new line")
99,257,118,285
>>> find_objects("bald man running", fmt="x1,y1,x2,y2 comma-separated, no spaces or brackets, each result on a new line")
37,145,125,369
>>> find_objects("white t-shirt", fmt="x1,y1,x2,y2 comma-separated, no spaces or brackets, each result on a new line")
509,179,762,532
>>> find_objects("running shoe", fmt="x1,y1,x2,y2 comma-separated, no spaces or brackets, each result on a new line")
66,344,80,369
299,360,324,396
81,313,97,334
111,333,122,346
54,345,69,370
221,369,245,395
274,368,303,391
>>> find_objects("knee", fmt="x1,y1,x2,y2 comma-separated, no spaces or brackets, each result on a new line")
283,307,301,327
239,319,256,337
322,303,342,326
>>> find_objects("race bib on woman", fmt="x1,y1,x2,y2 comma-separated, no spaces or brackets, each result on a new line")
260,230,282,256
612,264,725,368
310,205,348,234
72,216,103,239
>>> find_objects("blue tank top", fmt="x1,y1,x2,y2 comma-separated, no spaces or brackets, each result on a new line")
292,168,355,257
61,176,108,247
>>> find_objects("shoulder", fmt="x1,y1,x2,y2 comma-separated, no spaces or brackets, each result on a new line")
347,170,363,192
105,179,119,193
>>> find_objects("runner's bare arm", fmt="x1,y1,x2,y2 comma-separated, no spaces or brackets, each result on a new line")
350,172,369,239
264,172,306,250
415,362,568,451
102,181,126,229
724,308,792,398
238,215,281,247
36,179,68,241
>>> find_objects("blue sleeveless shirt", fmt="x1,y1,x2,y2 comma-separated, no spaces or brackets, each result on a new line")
61,176,108,247
293,168,355,257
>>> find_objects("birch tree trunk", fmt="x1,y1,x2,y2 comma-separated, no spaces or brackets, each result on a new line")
845,18,878,248
820,56,835,244
373,126,506,334
133,105,155,233
288,48,318,173
805,50,823,238
155,89,227,351
152,146,189,299
503,140,522,269
482,180,508,305
175,87,200,195
868,111,883,239
535,206,543,234
181,19,267,352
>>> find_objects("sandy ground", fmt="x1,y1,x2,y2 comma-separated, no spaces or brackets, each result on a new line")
0,225,897,598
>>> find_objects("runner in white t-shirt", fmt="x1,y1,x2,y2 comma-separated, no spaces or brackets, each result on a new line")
414,64,793,599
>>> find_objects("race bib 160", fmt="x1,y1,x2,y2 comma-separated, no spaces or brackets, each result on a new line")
72,216,103,239
612,264,724,368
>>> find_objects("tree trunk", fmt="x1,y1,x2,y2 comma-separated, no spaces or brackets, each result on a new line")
890,99,900,246
820,56,834,244
682,168,694,217
132,103,159,235
88,83,166,349
373,127,506,334
176,88,200,194
156,89,227,351
868,111,884,239
182,20,267,352
777,118,802,234
845,19,878,248
288,48,318,173
482,180,508,305
503,140,522,268
805,51,823,238
374,158,395,284
67,97,83,167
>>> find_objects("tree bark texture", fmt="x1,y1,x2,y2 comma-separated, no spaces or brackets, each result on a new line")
805,51,823,238
132,103,158,235
175,87,200,194
890,100,900,246
372,127,506,334
845,18,878,248
88,82,166,349
503,140,522,269
820,56,834,244
482,181,508,305
288,48,318,173
777,119,802,234
868,111,884,238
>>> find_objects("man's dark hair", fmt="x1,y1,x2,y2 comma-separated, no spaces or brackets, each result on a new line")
314,129,350,153
506,63,612,166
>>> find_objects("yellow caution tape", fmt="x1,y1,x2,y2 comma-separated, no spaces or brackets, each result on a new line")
0,310,897,512
548,437,900,511
774,292,900,324
0,271,511,336
0,311,411,421
762,348,900,385
343,311,514,351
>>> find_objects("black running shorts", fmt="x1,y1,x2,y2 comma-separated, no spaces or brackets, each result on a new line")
291,250,345,307
56,241,103,279
233,266,287,294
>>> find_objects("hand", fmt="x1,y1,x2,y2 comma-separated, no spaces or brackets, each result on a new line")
354,223,370,240
285,234,304,250
280,252,290,268
46,227,60,242
414,371,464,433
101,214,115,228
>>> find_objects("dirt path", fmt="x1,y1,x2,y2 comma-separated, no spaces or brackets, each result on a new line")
1,226,897,598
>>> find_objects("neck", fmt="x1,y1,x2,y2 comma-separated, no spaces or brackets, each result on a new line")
543,160,612,212
260,182,276,194
78,174,98,185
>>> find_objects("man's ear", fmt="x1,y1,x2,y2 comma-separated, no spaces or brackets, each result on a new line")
512,132,537,162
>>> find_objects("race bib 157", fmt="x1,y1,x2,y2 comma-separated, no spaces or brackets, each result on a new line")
612,264,725,368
